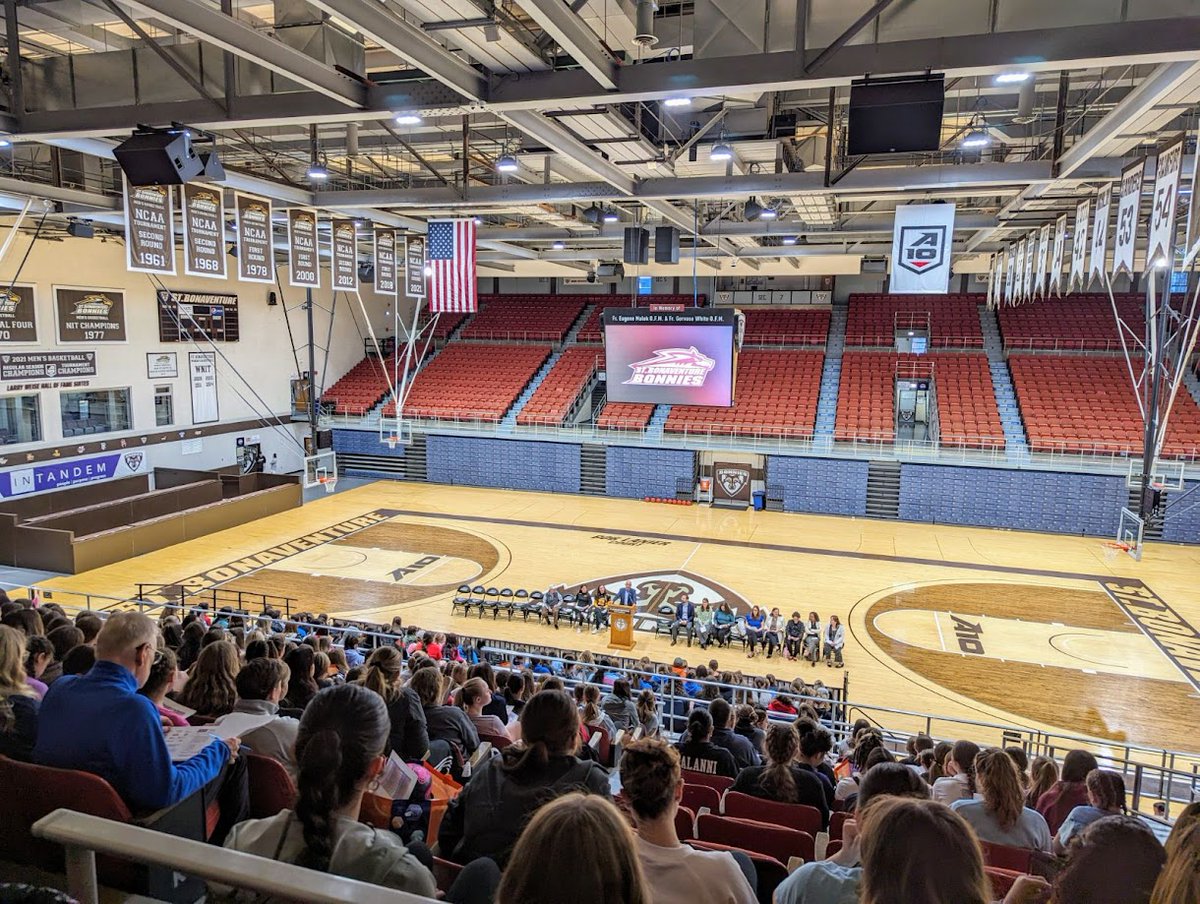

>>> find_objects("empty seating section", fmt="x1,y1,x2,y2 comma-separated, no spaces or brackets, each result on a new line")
835,352,1003,448
1009,355,1200,457
741,309,831,346
845,294,984,347
575,295,705,343
664,350,823,439
382,344,551,423
320,356,393,416
596,402,655,430
459,295,586,342
517,347,602,426
427,309,469,340
997,295,1143,350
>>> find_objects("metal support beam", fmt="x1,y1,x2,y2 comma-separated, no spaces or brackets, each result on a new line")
124,0,367,107
518,0,619,90
496,109,636,194
4,0,23,123
803,0,897,74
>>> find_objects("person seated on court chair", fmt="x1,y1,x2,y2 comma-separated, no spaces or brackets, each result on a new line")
763,607,785,659
823,615,846,668
540,584,565,629
743,605,767,659
802,611,823,666
574,584,595,633
591,585,614,632
711,602,737,648
784,611,805,661
729,723,829,827
668,593,696,647
693,599,715,649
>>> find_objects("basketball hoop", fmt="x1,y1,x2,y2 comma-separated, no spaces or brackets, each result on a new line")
1102,540,1131,562
317,475,337,494
386,435,399,450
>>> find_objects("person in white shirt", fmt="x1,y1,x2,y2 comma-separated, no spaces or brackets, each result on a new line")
222,657,300,779
763,607,785,659
823,615,845,668
618,737,756,904
802,612,823,666
931,739,981,805
952,748,1053,852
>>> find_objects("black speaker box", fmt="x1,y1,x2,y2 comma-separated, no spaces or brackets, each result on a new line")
114,131,205,186
655,226,680,264
623,227,650,265
316,429,334,450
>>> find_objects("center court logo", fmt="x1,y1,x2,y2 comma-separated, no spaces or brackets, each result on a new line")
569,570,750,616
624,347,716,387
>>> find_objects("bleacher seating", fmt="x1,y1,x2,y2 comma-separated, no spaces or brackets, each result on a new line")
575,295,706,343
382,343,551,422
1009,354,1200,457
997,294,1144,351
845,294,984,348
459,295,586,342
835,352,1004,448
516,347,602,426
664,349,823,439
596,402,655,430
320,356,394,416
427,309,469,341
741,309,831,347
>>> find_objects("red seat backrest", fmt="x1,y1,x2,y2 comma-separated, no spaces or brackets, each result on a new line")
687,839,788,901
478,731,512,750
723,791,822,835
433,856,463,894
828,810,850,841
979,840,1035,873
245,753,296,820
675,805,697,841
985,866,1024,898
681,769,735,795
681,783,722,815
697,813,815,865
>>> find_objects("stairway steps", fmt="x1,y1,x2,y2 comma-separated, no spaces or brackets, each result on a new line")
865,460,901,519
580,443,607,496
813,305,848,446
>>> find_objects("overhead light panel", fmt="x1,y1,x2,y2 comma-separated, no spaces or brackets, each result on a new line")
394,113,422,125
552,240,566,251
760,203,778,220
664,97,691,108
602,208,620,223
710,140,734,162
0,138,11,148
581,205,602,225
782,236,798,245
960,122,991,148
306,161,329,180
995,72,1031,84
495,153,519,173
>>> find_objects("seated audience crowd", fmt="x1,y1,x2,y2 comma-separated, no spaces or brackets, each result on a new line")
0,593,1193,904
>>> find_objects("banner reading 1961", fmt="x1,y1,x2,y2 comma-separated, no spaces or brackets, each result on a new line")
331,219,358,292
288,208,320,289
123,177,175,275
375,228,398,297
235,193,274,284
182,183,226,279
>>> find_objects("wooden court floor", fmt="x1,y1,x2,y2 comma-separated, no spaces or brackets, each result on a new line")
37,481,1200,755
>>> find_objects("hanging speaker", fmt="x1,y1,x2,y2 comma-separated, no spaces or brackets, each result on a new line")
655,226,680,264
114,130,205,185
623,227,649,265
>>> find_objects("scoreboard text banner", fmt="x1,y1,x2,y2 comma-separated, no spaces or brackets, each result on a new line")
123,177,176,275
888,203,955,294
287,208,320,289
331,219,358,292
374,229,398,297
235,193,274,284
181,183,226,279
1112,158,1145,277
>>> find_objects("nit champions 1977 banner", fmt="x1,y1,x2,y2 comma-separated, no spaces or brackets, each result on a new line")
602,308,736,406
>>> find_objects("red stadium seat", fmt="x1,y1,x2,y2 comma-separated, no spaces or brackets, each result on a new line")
246,753,296,819
979,840,1035,873
675,804,697,840
741,309,831,347
681,770,736,796
985,866,1025,898
687,839,789,903
997,295,1143,351
697,813,815,864
828,810,851,841
722,791,823,835
844,293,984,348
596,402,655,431
681,782,722,815
517,347,602,426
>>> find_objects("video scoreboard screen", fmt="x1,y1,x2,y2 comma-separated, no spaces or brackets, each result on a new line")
157,290,240,342
602,308,737,407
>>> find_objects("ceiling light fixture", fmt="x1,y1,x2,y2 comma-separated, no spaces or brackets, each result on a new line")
760,203,778,220
394,113,422,125
664,97,691,108
306,161,329,181
581,205,602,225
552,240,566,250
960,125,991,149
0,138,11,148
782,235,798,246
995,72,1032,84
602,208,620,223
710,140,734,162
496,152,519,173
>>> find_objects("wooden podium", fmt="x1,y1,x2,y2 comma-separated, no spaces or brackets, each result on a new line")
608,605,636,651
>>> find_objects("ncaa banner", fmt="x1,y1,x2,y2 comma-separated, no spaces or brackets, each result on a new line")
1146,136,1185,268
287,208,320,289
889,203,956,294
234,192,274,284
123,177,176,275
1070,199,1089,291
374,229,398,298
181,183,226,279
1033,225,1050,298
1090,184,1112,284
1050,214,1067,296
331,219,358,292
1112,158,1146,277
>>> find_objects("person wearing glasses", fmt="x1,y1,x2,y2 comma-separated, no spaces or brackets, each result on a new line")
34,612,241,826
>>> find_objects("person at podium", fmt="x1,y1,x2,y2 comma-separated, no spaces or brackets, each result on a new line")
615,581,639,608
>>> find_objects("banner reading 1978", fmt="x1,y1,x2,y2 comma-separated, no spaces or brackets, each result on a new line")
182,183,226,279
235,193,274,284
124,177,176,275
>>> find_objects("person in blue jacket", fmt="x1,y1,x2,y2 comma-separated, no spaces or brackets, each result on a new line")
34,612,237,814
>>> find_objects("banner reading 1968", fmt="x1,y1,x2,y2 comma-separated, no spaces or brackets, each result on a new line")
235,192,274,284
182,183,226,279
123,177,176,275
331,219,358,292
288,208,320,289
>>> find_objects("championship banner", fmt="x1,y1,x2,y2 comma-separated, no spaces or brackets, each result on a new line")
287,208,320,289
1112,158,1145,277
1090,184,1112,283
0,285,38,344
331,219,358,292
405,236,427,299
374,229,398,297
1070,199,1089,291
123,177,175,275
1050,214,1067,296
1146,136,1184,268
888,203,956,294
1014,238,1027,304
56,287,126,343
189,350,219,424
234,193,274,284
181,183,226,279
1033,225,1049,298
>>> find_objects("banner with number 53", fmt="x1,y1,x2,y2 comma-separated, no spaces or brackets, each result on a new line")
1112,158,1145,277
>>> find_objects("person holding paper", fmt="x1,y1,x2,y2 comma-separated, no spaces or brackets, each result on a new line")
222,658,299,779
34,612,239,815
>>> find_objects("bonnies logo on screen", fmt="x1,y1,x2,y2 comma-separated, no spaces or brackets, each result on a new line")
623,346,715,387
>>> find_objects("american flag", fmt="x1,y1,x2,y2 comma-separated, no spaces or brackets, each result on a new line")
427,218,477,313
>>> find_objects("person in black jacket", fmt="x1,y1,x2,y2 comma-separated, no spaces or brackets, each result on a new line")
729,723,829,828
709,698,760,771
675,708,737,779
409,665,478,756
358,646,429,761
467,662,509,725
733,703,766,757
438,689,610,867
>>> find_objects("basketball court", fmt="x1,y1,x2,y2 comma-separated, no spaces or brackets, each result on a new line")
34,479,1200,754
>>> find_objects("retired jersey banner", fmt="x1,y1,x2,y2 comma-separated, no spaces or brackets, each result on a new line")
1005,245,1016,305
331,219,358,292
889,203,956,294
1070,199,1089,291
287,208,320,289
1024,234,1036,300
1090,184,1112,283
1186,126,1200,259
181,183,226,279
1014,239,1027,303
1050,214,1067,296
1147,136,1184,268
123,177,175,275
1113,158,1145,277
1034,225,1050,298
374,229,398,297
235,193,274,284
986,254,999,309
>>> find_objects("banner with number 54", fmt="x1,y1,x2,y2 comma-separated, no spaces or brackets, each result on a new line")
1146,136,1184,269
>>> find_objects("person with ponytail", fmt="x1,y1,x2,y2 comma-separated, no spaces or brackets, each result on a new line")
729,723,829,827
220,684,436,898
675,708,737,779
438,689,611,867
1054,768,1127,853
358,646,428,761
931,739,980,805
952,748,1052,851
1024,755,1059,809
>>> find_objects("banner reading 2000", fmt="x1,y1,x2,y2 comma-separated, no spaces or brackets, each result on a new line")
602,308,736,407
